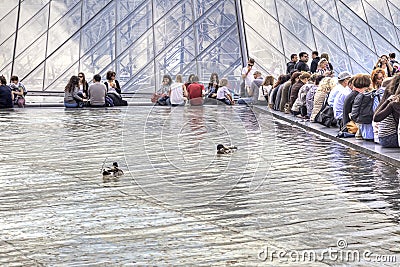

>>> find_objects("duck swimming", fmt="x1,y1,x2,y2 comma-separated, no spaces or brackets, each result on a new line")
102,162,124,177
216,144,238,154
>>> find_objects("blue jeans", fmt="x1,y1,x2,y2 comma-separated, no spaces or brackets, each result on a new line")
379,134,399,148
237,98,253,105
64,102,79,108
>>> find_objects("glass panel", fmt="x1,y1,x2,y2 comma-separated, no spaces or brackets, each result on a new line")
312,0,338,20
21,62,45,91
364,1,399,48
313,28,351,74
117,2,152,54
80,34,116,81
0,0,18,20
243,0,282,51
194,0,224,20
49,0,80,27
0,35,16,71
14,34,47,78
388,2,400,27
280,26,313,59
16,7,49,56
118,0,148,23
82,0,113,25
19,0,49,27
252,0,277,19
0,7,18,42
337,1,374,51
153,0,193,54
370,30,398,57
350,57,371,75
246,28,286,77
283,0,309,20
195,0,236,54
343,28,376,72
364,0,391,20
153,0,183,23
308,1,345,51
122,62,155,94
276,0,315,48
44,62,79,92
0,63,12,82
47,3,81,55
44,35,80,88
80,2,116,55
341,0,366,20
115,32,154,89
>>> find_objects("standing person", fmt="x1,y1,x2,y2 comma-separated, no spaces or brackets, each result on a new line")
310,51,320,73
217,78,234,105
187,75,205,106
78,72,89,98
294,52,310,72
286,54,298,74
241,58,256,97
389,53,398,66
0,75,13,108
374,55,393,77
237,71,263,105
88,74,107,107
168,74,188,106
9,76,26,108
64,75,84,108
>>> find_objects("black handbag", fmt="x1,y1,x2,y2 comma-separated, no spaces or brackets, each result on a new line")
315,93,337,127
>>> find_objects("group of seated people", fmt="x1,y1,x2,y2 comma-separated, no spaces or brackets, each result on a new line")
0,75,27,109
266,66,400,148
64,71,127,108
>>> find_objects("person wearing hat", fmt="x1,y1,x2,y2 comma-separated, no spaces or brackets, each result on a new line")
315,58,333,77
332,71,353,127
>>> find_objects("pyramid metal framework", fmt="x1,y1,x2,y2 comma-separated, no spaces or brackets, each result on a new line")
0,0,399,93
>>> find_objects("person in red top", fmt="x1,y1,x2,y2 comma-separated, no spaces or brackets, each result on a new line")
187,75,204,106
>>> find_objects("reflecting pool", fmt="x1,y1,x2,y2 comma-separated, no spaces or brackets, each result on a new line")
0,106,399,266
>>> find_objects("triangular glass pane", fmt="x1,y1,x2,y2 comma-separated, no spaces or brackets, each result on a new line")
312,0,338,20
388,1,400,27
81,2,116,55
0,7,18,42
115,31,155,88
153,0,185,23
49,0,80,27
364,1,399,47
0,63,12,82
283,0,309,21
341,0,366,20
246,28,286,77
16,6,48,56
0,1,18,21
337,1,374,51
122,62,155,95
80,34,115,81
44,62,79,92
119,0,148,23
82,0,113,25
370,30,398,57
117,3,152,53
0,34,16,71
364,0,391,21
153,0,193,54
276,0,315,48
21,62,45,91
19,0,50,27
308,1,345,51
44,35,80,89
243,0,282,51
313,27,351,74
47,3,81,55
195,0,236,53
280,26,314,59
14,34,47,78
350,57,371,75
343,28,376,70
252,0,277,19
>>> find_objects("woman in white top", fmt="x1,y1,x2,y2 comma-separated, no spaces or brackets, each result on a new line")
216,78,234,105
168,74,188,106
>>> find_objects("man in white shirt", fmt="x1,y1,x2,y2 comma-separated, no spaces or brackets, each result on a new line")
241,58,256,97
332,71,352,126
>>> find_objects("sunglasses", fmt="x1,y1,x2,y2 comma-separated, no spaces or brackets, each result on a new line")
78,76,83,78
248,64,254,66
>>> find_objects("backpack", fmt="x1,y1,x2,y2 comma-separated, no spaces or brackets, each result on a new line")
351,91,380,124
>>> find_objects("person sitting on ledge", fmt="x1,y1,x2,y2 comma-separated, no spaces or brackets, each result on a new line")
216,78,235,105
64,75,86,108
88,74,107,107
0,75,13,109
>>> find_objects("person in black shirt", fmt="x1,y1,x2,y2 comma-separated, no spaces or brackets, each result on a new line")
0,75,13,108
294,52,310,72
